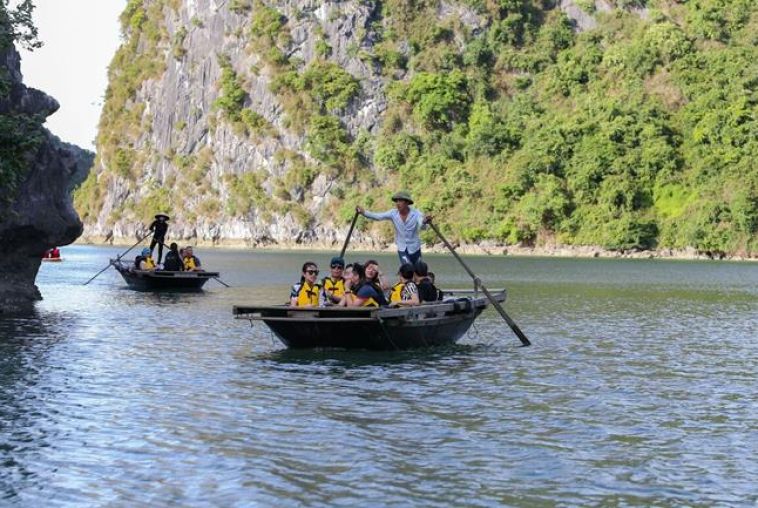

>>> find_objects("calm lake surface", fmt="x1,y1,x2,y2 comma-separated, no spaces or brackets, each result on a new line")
1,245,756,506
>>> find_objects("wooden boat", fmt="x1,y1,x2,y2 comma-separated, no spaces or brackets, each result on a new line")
112,259,220,291
233,289,506,350
41,257,63,262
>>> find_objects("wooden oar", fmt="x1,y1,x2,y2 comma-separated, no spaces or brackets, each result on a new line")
83,231,151,285
213,276,231,287
428,222,531,347
339,210,360,259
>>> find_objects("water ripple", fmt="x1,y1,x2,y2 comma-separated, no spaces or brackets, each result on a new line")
0,247,756,505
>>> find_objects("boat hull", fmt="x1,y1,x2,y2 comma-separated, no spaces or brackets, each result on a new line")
264,311,482,350
234,291,503,351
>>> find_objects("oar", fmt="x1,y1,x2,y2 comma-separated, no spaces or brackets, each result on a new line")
339,210,360,259
156,240,232,287
213,276,231,287
427,222,531,347
83,231,151,285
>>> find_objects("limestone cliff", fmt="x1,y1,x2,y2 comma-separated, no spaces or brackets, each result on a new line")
77,0,757,255
0,46,93,313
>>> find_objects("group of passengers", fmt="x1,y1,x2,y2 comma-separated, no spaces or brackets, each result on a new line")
289,256,442,308
134,243,203,272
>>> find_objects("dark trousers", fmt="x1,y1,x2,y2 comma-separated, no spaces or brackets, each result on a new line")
398,248,422,266
150,236,165,263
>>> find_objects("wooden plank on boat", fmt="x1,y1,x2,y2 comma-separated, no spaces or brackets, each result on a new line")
244,316,378,322
233,305,378,318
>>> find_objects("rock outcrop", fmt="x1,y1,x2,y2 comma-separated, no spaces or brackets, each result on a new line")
0,46,93,313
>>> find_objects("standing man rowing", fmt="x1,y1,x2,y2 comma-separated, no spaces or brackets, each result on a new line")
356,191,432,265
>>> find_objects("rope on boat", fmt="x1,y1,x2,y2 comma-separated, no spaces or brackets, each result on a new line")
468,321,483,345
377,317,401,351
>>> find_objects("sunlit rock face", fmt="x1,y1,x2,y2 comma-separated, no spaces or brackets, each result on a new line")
0,46,93,314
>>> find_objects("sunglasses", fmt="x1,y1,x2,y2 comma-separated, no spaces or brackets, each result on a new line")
305,269,319,275
331,264,344,269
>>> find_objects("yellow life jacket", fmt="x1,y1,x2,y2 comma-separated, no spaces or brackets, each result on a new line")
322,277,345,301
295,282,321,307
350,286,379,307
142,256,156,269
390,282,405,303
183,256,196,271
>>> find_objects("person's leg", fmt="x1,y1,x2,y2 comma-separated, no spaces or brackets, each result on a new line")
156,238,164,264
149,237,158,255
398,250,410,266
407,249,422,265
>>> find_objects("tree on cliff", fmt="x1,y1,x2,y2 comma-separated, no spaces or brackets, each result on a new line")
1,0,44,213
0,0,40,50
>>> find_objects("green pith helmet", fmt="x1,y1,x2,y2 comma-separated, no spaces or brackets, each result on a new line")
391,191,414,204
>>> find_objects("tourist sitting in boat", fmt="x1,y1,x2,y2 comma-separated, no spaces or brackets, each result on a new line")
290,262,321,307
342,263,388,307
162,242,183,271
182,246,203,271
364,259,390,292
135,248,156,271
389,263,420,306
428,271,444,300
320,256,346,306
414,261,440,303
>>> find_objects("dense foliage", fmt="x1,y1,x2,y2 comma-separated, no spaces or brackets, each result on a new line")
0,0,45,214
78,0,757,255
371,0,757,255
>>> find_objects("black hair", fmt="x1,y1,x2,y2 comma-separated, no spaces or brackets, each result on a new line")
300,261,318,283
428,271,436,282
351,263,365,280
170,242,179,251
414,260,429,277
399,263,415,280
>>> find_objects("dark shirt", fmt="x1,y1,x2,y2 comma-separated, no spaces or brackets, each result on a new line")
149,219,168,239
355,282,388,306
134,255,145,269
417,278,440,303
163,251,183,271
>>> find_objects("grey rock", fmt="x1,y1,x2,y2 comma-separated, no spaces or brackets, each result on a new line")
0,46,93,314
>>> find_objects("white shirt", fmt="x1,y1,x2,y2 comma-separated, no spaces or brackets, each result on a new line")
363,208,426,253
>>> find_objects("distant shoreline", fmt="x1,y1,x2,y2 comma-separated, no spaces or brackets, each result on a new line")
74,237,756,262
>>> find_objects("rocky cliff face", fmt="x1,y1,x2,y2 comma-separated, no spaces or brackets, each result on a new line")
78,0,756,256
0,46,93,313
76,0,488,248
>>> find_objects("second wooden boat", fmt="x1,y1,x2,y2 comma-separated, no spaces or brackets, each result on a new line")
112,260,219,291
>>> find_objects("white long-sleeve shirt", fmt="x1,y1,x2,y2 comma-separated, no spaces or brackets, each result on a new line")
363,208,426,253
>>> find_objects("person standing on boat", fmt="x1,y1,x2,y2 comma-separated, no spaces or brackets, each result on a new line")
291,262,322,307
320,256,346,306
148,213,170,264
356,191,432,266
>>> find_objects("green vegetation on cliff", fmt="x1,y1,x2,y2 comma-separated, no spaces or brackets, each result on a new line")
77,0,757,255
370,0,757,255
0,0,45,213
